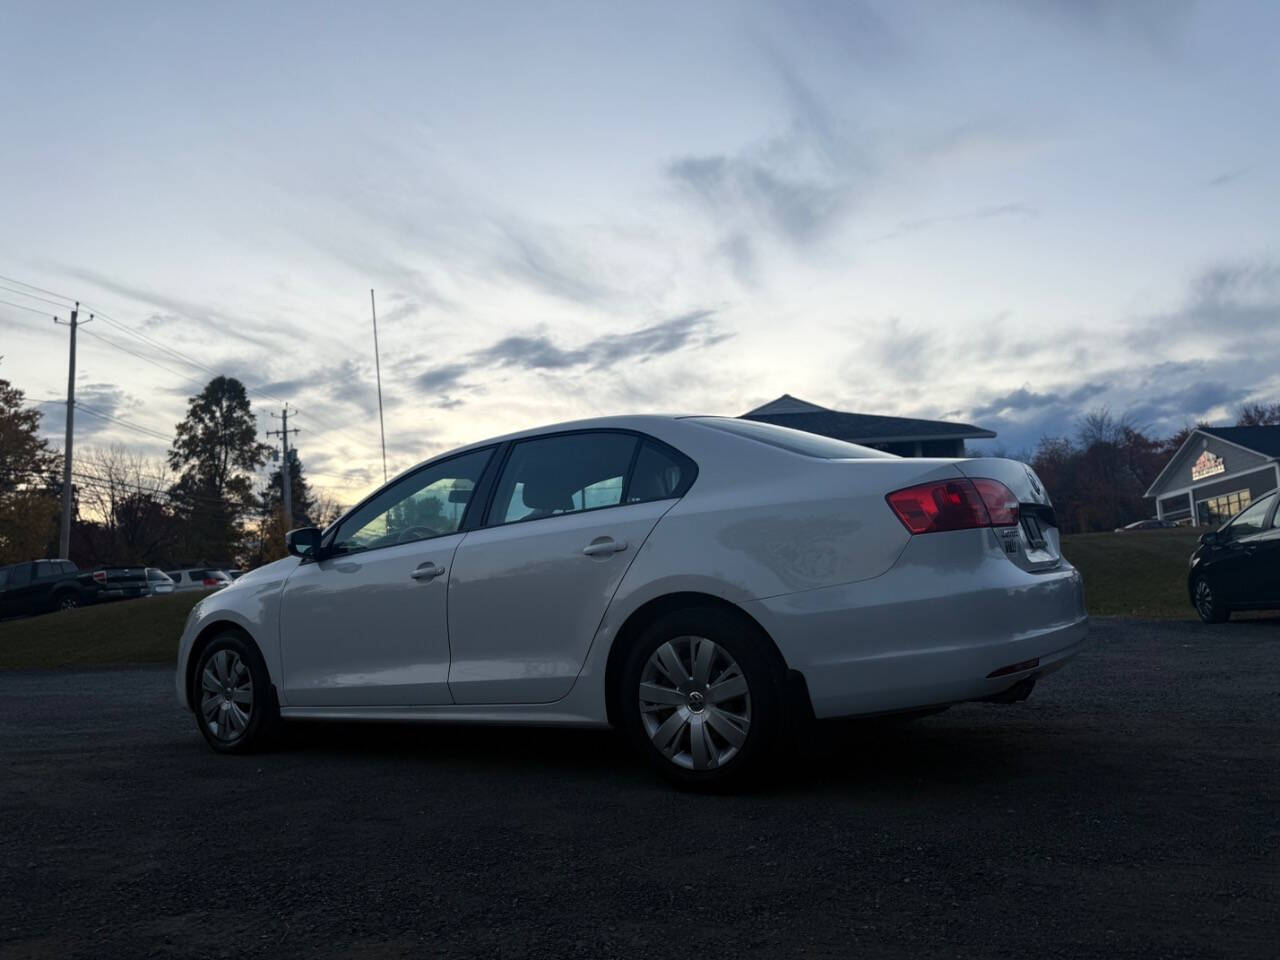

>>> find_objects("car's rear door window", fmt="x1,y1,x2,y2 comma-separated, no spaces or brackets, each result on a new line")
626,440,695,503
489,432,639,525
8,564,32,587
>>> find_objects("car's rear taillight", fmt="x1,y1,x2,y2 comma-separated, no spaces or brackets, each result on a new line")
202,578,221,586
92,570,107,584
886,478,1020,534
970,478,1020,526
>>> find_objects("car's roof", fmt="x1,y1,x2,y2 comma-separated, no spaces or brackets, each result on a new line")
396,414,697,478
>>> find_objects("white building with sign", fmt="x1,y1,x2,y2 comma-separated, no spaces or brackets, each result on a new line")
1145,426,1280,525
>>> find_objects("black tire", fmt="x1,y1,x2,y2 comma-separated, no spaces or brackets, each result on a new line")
53,591,79,613
192,631,279,753
619,606,787,791
1192,576,1230,624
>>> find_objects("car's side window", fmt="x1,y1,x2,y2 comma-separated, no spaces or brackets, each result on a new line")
33,561,54,580
626,440,692,504
1226,494,1274,538
57,561,76,574
0,567,8,587
333,447,493,555
489,432,639,525
9,564,32,587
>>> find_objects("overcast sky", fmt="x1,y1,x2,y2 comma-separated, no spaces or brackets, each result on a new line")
2,0,1277,503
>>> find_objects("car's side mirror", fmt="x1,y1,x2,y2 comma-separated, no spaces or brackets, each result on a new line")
1198,530,1220,546
285,526,323,559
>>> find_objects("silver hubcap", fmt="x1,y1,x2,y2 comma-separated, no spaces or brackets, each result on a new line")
200,649,253,741
638,635,751,771
1195,580,1214,618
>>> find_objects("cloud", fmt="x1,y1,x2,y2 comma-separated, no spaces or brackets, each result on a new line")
1206,167,1250,188
59,267,286,355
413,310,725,397
667,153,849,246
875,202,1038,242
970,382,1107,420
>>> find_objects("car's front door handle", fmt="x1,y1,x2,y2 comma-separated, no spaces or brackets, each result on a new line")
410,562,446,581
582,537,628,557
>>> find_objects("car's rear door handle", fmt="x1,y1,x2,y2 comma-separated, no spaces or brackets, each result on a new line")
582,537,627,557
410,562,446,581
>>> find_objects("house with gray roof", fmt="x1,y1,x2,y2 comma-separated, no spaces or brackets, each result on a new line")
1145,425,1280,525
740,394,996,458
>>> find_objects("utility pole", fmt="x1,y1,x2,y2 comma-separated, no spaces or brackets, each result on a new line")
267,405,301,534
370,289,388,484
54,304,92,559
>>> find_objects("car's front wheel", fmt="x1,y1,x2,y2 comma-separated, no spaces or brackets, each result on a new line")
193,632,278,753
619,607,786,790
1193,576,1230,623
54,592,79,612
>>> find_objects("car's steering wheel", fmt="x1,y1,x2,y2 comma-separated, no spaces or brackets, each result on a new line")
396,525,439,543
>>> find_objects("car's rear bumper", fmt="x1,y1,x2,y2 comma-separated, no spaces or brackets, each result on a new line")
743,528,1088,719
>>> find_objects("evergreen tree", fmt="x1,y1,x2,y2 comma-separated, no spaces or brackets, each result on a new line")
167,376,270,562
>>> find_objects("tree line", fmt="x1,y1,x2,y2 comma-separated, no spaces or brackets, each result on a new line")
4,372,1279,568
0,375,339,568
994,402,1280,534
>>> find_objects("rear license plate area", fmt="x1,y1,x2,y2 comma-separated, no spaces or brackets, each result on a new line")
1021,514,1047,549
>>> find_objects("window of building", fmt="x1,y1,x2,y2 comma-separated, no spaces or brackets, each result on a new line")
1197,490,1251,527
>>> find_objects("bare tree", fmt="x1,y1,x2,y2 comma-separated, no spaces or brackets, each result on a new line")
78,445,180,563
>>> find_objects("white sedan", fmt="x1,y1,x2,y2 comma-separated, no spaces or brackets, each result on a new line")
176,415,1087,787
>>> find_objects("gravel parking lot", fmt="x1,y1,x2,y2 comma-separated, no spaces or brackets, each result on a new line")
1,618,1277,959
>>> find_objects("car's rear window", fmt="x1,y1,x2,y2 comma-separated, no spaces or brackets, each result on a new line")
688,417,897,460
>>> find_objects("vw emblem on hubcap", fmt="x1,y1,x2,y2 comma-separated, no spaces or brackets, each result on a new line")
687,690,706,712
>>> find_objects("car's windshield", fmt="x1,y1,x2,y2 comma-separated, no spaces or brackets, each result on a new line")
688,417,897,460
1222,494,1274,537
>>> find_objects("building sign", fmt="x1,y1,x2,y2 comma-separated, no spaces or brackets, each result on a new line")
1191,450,1225,481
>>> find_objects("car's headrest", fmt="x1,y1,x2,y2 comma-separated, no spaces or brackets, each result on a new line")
521,477,573,513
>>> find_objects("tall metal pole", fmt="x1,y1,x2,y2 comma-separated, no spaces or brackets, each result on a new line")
370,289,388,484
57,303,81,559
268,404,300,535
279,408,292,530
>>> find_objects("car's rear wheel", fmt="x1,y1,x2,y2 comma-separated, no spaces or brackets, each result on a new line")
1193,576,1230,623
193,632,278,753
619,607,786,790
54,592,79,612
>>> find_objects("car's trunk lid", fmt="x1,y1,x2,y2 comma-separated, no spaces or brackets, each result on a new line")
953,458,1062,571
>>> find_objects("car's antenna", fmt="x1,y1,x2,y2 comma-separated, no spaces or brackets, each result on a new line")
370,288,388,484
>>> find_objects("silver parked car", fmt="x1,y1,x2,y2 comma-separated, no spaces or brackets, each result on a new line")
176,415,1087,788
145,568,176,596
165,569,232,593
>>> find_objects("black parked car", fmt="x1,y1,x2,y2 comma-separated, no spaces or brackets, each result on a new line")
1188,491,1280,623
0,559,150,618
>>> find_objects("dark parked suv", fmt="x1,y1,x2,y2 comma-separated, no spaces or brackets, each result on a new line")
1188,491,1280,622
0,560,149,617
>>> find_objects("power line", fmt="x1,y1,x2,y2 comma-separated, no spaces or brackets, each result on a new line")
2,270,384,457
0,284,72,309
0,297,60,318
0,273,77,304
25,396,172,444
79,326,211,393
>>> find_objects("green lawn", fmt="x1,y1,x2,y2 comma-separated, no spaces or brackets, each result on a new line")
0,592,203,669
1061,528,1201,619
0,531,1205,669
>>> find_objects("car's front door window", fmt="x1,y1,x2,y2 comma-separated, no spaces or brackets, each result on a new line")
333,448,493,554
